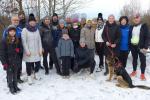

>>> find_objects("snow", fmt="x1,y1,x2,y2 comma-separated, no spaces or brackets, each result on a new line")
0,54,150,100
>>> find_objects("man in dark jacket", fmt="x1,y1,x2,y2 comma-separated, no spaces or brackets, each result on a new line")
102,14,121,75
40,16,61,75
129,13,149,80
74,38,95,74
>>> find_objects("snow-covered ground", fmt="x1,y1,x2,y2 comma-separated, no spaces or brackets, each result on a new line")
0,54,150,100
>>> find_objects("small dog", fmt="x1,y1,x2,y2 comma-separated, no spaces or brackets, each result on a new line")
106,56,150,90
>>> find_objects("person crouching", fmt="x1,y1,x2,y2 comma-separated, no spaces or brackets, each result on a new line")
0,25,22,94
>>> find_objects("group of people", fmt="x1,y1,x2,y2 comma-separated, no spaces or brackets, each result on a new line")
0,11,149,94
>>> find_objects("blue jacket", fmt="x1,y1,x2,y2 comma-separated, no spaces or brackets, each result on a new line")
120,25,131,51
2,26,23,39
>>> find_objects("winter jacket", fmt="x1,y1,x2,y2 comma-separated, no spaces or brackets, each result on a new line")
102,21,121,56
57,38,74,58
120,25,131,51
51,26,62,48
0,37,22,66
80,26,95,49
75,46,94,66
129,23,149,49
39,22,54,51
21,28,42,62
69,27,81,48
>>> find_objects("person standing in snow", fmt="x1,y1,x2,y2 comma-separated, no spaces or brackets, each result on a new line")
0,25,22,94
129,13,149,80
57,29,74,78
2,15,24,83
102,14,121,75
21,13,43,85
119,16,131,68
39,16,61,75
95,13,105,72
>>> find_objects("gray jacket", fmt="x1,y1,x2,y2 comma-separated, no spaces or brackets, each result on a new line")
21,28,42,62
57,38,74,58
80,26,95,49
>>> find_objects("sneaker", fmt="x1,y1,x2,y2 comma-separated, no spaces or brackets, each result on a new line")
130,71,137,77
28,76,33,85
140,74,146,81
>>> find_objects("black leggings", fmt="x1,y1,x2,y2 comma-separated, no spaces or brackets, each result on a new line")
119,50,129,68
26,61,40,76
131,45,146,74
95,42,105,66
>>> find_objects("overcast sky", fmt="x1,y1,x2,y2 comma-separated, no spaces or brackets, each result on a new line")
77,0,150,19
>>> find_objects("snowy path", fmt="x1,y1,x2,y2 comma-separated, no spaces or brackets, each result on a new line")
0,54,150,100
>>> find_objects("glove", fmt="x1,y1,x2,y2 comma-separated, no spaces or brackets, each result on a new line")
3,64,8,71
15,48,20,53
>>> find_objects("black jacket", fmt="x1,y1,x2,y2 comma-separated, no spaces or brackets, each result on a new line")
69,27,81,48
0,38,22,66
75,46,94,66
129,23,149,49
39,22,54,50
102,21,121,56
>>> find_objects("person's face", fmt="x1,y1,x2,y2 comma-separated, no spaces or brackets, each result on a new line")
53,16,58,22
108,16,115,24
80,42,86,48
59,23,65,28
9,30,16,37
44,18,50,25
121,19,127,25
19,14,25,20
11,17,19,26
133,16,141,25
98,19,103,24
29,21,36,27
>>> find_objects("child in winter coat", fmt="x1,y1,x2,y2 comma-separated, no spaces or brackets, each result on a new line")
57,29,74,78
0,25,22,94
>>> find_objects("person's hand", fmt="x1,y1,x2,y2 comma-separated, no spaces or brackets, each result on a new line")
39,51,43,56
3,64,8,71
111,44,116,48
106,42,111,46
26,52,31,56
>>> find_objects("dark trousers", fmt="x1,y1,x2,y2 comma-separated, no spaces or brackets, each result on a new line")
119,50,129,68
26,61,40,76
17,53,23,80
7,65,18,88
95,42,105,66
131,44,146,74
43,48,61,73
61,56,71,76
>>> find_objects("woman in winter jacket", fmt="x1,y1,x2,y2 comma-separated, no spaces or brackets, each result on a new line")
129,13,149,80
95,13,105,71
57,29,74,77
119,16,131,68
21,14,42,85
39,16,61,75
102,15,121,75
0,25,22,94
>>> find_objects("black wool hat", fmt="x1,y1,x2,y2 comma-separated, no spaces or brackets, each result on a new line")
97,13,103,21
28,13,36,22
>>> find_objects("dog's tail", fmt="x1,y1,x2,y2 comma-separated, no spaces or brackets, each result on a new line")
132,85,150,90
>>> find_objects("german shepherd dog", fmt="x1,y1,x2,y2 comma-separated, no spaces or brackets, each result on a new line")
106,56,150,90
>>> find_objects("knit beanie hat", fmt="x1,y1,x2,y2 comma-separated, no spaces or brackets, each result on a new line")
97,13,103,21
28,13,36,22
7,25,16,32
